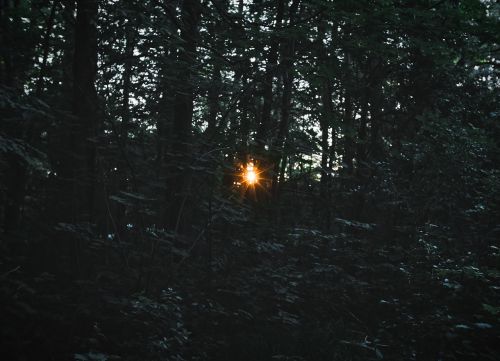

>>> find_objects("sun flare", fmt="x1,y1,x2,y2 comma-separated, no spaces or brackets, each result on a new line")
243,162,259,185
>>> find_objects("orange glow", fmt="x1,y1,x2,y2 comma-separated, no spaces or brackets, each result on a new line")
243,162,259,185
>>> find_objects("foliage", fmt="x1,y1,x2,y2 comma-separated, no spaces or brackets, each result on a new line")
0,0,499,360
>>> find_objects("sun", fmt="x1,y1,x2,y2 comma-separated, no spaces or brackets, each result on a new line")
243,162,259,186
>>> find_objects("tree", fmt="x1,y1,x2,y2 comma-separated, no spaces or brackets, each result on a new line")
166,0,202,230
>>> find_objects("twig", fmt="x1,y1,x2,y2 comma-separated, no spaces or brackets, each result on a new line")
1,265,21,278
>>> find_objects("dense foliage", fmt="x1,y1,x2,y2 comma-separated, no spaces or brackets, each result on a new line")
1,0,499,360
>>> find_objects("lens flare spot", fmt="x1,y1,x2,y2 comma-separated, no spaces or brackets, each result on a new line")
243,162,258,185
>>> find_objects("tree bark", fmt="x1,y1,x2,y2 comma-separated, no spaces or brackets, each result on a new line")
370,84,383,159
356,88,369,167
270,0,300,197
36,0,57,95
71,0,99,221
255,0,284,153
342,53,355,175
1,0,23,233
167,0,201,230
320,81,334,199
121,24,135,141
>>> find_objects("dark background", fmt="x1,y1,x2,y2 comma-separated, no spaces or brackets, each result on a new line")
1,0,499,360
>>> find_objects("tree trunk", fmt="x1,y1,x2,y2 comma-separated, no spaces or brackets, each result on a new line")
167,0,201,230
71,0,99,221
205,0,226,139
1,0,23,233
316,20,334,202
36,0,57,95
370,84,383,159
356,88,369,167
206,63,221,138
114,22,136,232
270,0,300,196
255,0,284,153
121,25,135,141
320,81,333,199
342,53,355,175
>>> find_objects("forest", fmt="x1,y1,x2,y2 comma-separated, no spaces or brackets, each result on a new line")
1,0,499,360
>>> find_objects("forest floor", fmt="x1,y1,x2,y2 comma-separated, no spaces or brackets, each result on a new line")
1,222,499,360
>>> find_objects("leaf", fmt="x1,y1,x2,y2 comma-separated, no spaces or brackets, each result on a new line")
74,353,108,361
334,218,375,230
474,322,493,329
482,303,500,316
109,191,156,205
119,191,157,202
0,134,48,171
